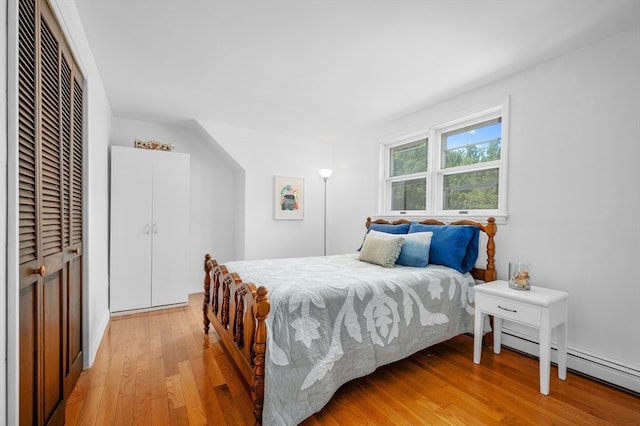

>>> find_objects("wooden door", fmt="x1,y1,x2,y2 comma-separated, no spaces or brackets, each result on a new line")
18,0,84,424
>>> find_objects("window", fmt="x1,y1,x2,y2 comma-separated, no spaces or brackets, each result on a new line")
380,102,508,220
389,139,427,210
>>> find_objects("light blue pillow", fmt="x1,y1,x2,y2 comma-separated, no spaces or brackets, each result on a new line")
396,239,429,267
408,224,479,273
369,230,433,267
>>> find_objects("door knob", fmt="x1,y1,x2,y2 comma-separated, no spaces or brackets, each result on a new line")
72,247,80,255
35,265,46,276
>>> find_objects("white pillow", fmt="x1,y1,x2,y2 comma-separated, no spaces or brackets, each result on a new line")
358,234,404,267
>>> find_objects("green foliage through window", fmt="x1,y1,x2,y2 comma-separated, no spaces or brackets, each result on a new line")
390,139,427,177
443,119,501,168
391,178,426,210
443,169,499,210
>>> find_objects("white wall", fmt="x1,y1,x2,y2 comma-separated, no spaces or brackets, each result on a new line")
371,27,640,391
51,0,113,372
2,2,10,422
329,134,381,254
110,117,239,294
197,120,335,261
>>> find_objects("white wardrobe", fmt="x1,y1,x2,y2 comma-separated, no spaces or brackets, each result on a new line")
110,146,190,313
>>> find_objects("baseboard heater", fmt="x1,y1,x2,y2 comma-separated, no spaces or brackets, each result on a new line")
500,328,640,396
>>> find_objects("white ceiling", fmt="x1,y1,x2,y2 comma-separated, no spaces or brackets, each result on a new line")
72,0,640,143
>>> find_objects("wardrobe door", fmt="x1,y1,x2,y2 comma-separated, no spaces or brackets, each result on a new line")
109,146,153,312
150,151,190,307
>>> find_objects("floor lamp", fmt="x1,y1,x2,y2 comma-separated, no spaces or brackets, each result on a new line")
318,169,334,255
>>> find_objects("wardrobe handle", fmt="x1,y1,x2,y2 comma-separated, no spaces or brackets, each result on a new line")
72,247,80,255
35,265,46,276
153,223,158,234
144,224,151,235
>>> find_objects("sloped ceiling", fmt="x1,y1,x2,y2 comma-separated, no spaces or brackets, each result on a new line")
72,0,640,143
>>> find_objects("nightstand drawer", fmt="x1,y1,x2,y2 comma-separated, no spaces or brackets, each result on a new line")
478,295,541,326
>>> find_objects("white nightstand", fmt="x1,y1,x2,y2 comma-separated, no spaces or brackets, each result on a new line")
473,280,569,395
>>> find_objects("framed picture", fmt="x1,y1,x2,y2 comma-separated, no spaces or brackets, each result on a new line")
274,176,304,220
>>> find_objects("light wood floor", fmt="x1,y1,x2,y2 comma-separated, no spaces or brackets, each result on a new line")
66,293,640,425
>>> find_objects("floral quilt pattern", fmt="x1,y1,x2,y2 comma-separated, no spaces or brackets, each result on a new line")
225,254,476,426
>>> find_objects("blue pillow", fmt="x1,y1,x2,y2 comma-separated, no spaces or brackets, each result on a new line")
396,239,430,267
368,223,410,234
369,230,433,267
358,223,411,251
408,223,480,273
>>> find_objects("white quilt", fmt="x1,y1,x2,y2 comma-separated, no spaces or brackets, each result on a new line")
225,253,477,426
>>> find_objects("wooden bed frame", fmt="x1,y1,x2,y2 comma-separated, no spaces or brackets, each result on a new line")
202,217,497,424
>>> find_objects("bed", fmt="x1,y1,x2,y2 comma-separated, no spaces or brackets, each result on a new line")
202,217,497,425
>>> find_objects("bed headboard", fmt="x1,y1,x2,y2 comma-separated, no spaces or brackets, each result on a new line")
365,217,497,282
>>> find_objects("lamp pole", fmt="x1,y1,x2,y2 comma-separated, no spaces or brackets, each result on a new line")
323,176,328,255
318,169,334,255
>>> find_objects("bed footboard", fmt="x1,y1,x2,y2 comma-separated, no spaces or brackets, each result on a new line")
203,254,270,424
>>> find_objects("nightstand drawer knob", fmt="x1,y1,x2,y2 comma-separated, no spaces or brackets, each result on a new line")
498,305,517,313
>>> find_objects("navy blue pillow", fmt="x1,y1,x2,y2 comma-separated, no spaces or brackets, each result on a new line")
368,223,410,234
358,223,410,251
408,223,479,273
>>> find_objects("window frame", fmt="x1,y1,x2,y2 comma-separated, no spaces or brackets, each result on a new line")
379,100,509,223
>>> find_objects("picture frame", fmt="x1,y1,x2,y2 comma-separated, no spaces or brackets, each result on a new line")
274,176,304,220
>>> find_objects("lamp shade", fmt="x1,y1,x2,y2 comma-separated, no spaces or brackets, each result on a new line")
318,168,334,179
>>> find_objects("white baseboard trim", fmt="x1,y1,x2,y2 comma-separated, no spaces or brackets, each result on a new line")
85,309,110,369
501,328,640,395
109,301,188,317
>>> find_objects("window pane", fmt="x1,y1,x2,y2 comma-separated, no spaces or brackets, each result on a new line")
391,178,426,210
390,139,427,177
443,169,498,210
442,118,501,168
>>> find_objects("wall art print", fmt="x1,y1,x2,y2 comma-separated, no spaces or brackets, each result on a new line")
274,176,304,220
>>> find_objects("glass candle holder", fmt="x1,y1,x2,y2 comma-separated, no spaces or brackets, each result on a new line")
509,262,531,290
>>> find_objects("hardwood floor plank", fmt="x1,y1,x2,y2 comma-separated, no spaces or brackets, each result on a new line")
213,383,255,426
178,360,208,426
92,351,124,426
150,396,171,426
68,384,102,426
169,405,189,425
165,374,185,411
133,351,152,426
159,312,179,377
112,393,135,426
67,293,640,426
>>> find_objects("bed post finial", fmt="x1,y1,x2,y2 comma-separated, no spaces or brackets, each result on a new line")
365,217,372,229
484,217,497,282
252,286,270,425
